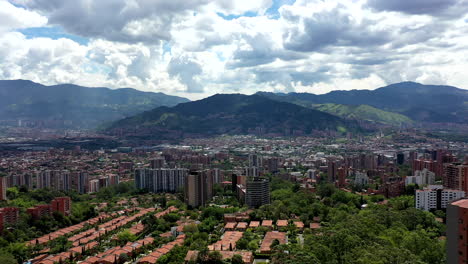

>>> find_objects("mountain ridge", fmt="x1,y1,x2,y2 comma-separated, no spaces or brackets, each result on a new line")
0,80,190,129
256,82,468,123
106,93,361,140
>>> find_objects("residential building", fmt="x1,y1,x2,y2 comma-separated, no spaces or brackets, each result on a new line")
135,168,188,193
415,185,465,211
447,198,468,264
354,171,369,186
27,204,52,219
0,207,20,231
405,168,435,186
184,171,213,208
245,177,270,208
443,163,468,192
0,176,7,201
51,197,72,216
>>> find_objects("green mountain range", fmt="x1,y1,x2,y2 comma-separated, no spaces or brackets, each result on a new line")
0,80,189,128
106,94,360,140
313,104,413,125
257,82,468,124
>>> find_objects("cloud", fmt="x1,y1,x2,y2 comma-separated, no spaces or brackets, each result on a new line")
1,0,467,100
366,0,465,17
167,56,204,93
0,0,47,32
282,3,390,52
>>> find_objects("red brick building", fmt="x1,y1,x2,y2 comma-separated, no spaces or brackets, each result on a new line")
447,199,468,263
0,207,20,231
27,197,72,219
412,159,437,176
0,176,7,201
27,204,52,219
51,197,72,216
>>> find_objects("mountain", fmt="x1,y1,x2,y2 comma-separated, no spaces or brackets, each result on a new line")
258,82,468,123
313,104,413,125
0,80,189,128
106,94,360,140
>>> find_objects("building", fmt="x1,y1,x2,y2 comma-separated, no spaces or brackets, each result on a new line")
27,197,72,219
415,185,465,211
27,204,52,219
51,197,72,216
184,171,214,208
447,198,468,264
443,163,468,192
135,168,188,193
88,179,100,193
245,177,270,208
248,154,262,168
396,153,405,165
412,159,437,176
307,169,317,180
354,171,369,186
337,167,346,188
266,157,279,173
382,177,405,198
0,207,20,231
150,158,165,169
327,159,338,183
37,170,71,191
78,171,89,194
0,176,7,201
405,168,435,186
245,167,259,178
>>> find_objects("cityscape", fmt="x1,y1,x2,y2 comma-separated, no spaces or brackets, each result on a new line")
1,1,468,264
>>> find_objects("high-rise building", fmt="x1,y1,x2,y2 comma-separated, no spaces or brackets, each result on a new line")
151,158,165,169
266,157,279,173
354,171,369,186
135,168,188,193
412,159,437,176
307,169,317,180
249,154,262,168
443,163,468,192
396,153,405,165
37,170,71,191
0,177,7,201
337,167,346,188
415,185,465,211
447,198,468,264
184,171,213,208
327,159,338,183
88,179,100,193
405,168,436,186
78,172,89,194
245,177,270,208
246,167,260,178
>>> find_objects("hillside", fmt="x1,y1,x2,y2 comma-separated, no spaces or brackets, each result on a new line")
0,80,189,128
313,104,413,125
106,94,360,140
258,82,468,123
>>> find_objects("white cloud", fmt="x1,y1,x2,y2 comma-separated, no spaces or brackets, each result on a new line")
0,0,47,32
1,0,467,100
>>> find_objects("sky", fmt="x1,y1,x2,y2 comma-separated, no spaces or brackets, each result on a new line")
0,0,467,100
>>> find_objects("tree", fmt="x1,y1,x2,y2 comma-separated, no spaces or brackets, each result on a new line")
0,253,17,264
117,230,137,244
207,250,223,264
231,254,243,264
